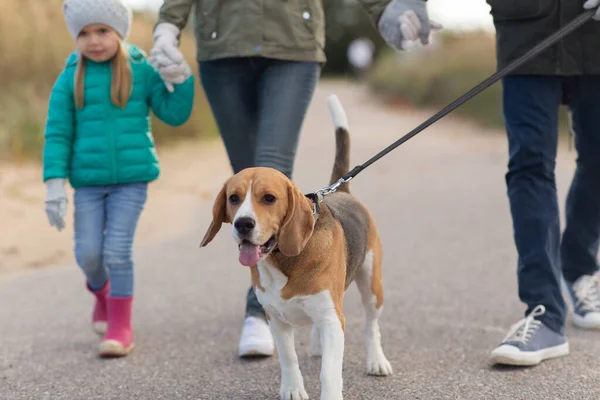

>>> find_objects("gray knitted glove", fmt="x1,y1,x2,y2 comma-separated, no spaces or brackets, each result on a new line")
378,0,442,50
584,0,600,20
45,178,68,232
149,22,188,92
148,47,192,92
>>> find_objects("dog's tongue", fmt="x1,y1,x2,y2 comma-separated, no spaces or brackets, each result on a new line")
239,243,260,266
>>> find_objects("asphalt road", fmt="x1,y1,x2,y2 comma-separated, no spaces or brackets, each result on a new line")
2,82,599,400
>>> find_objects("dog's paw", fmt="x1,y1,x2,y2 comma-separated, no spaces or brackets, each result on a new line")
280,368,308,399
280,386,309,400
366,355,393,376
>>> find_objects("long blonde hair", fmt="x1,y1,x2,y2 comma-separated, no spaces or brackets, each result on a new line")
74,42,132,109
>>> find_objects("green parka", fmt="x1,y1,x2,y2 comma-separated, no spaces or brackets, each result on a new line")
157,0,393,63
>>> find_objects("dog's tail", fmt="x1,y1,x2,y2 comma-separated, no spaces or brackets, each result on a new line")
327,94,350,193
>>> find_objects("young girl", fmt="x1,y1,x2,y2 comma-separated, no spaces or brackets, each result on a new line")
43,0,194,357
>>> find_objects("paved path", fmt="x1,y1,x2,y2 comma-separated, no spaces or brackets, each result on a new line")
2,81,598,400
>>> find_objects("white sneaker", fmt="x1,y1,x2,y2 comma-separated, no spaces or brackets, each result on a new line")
238,316,275,358
567,274,600,329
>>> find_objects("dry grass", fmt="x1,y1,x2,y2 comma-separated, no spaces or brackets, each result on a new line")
0,0,216,162
368,30,572,132
368,30,505,128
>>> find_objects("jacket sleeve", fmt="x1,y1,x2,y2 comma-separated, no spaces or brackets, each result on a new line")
156,0,195,31
357,0,428,26
43,70,75,182
146,62,195,127
356,0,394,25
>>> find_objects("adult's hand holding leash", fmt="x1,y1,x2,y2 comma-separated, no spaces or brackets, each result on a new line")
45,178,68,232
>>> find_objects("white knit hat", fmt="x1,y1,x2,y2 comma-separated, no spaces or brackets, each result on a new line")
63,0,132,40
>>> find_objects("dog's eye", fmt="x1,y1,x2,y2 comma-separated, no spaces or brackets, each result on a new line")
229,194,241,205
262,194,276,204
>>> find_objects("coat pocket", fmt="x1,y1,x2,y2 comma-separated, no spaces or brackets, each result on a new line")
263,0,323,50
487,0,554,22
292,0,317,43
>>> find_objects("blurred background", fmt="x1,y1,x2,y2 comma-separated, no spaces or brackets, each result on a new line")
0,0,499,163
4,4,597,395
0,0,507,275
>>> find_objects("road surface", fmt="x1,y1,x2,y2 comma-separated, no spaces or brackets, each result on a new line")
2,81,598,400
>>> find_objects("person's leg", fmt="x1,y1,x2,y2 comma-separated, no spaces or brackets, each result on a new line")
490,75,569,366
102,182,148,298
200,57,274,357
245,286,266,318
73,186,110,335
505,75,565,332
254,59,321,179
235,59,321,358
242,58,319,320
199,58,260,174
74,186,108,290
560,75,600,329
99,182,148,357
237,59,320,358
240,283,273,357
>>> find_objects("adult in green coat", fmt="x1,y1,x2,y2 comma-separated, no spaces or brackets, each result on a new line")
148,0,440,359
488,1,600,367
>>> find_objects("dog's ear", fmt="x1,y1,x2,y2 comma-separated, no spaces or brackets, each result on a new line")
278,183,315,257
200,183,229,247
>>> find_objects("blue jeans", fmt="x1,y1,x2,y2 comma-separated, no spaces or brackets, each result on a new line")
199,57,321,319
503,75,600,334
74,183,148,298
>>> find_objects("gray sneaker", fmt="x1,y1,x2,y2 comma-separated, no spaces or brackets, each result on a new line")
490,305,569,366
567,274,600,329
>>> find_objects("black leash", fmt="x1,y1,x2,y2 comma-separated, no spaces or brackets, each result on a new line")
311,9,596,201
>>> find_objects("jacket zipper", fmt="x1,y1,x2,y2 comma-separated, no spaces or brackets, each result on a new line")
108,64,117,185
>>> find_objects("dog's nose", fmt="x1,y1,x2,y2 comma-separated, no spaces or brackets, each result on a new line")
234,217,256,235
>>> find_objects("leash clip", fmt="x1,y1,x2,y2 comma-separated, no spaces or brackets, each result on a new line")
306,176,353,216
313,191,324,215
305,191,323,216
316,176,353,198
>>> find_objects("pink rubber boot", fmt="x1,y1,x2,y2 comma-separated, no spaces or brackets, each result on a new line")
87,281,109,335
99,296,134,357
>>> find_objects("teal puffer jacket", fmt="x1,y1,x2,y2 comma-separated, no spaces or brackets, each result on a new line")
43,43,194,188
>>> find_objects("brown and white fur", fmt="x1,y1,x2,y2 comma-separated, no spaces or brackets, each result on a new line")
200,95,391,400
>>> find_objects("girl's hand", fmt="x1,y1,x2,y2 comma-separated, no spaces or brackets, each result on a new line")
45,178,68,232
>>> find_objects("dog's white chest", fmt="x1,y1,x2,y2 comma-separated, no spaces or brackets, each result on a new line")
255,260,323,327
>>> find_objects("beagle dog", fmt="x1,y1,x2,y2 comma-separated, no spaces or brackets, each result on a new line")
200,95,391,400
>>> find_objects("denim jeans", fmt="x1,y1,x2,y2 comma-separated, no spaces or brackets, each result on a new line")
503,75,600,334
199,57,321,319
74,183,148,298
